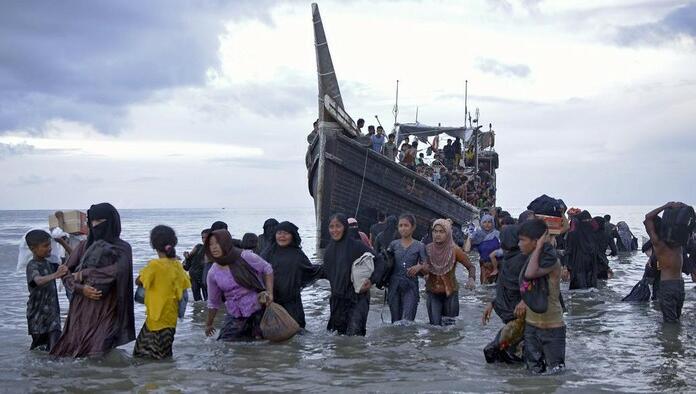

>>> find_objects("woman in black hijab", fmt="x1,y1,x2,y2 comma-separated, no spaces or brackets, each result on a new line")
257,218,279,256
319,214,385,336
565,210,601,289
373,215,398,252
592,216,616,280
261,221,321,329
51,203,135,357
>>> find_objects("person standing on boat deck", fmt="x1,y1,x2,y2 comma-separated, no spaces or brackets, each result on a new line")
413,219,476,326
51,203,135,358
465,214,501,284
356,118,365,135
348,217,372,248
257,218,279,257
261,221,321,329
452,137,462,168
369,212,388,246
318,214,385,336
387,214,427,323
204,230,274,341
382,133,398,162
443,139,454,170
644,202,687,323
371,126,386,153
183,228,211,301
402,141,417,171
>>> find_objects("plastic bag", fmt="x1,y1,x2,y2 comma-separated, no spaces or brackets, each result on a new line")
351,252,375,293
260,302,300,342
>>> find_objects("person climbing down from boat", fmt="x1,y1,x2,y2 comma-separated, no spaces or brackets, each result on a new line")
465,214,501,284
373,215,398,254
371,126,386,153
564,210,602,290
204,229,274,341
644,202,690,323
133,225,190,360
413,219,475,326
482,224,527,364
382,133,398,162
318,214,385,336
612,221,638,252
369,211,388,246
51,203,135,358
183,228,211,301
387,214,427,323
518,218,566,374
257,218,279,256
348,217,372,248
261,221,321,329
593,216,616,280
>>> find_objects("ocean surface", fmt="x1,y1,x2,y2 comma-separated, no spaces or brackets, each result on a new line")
0,206,694,393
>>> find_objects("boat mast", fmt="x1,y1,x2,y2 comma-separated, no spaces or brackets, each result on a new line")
393,80,400,125
313,3,344,121
464,80,468,129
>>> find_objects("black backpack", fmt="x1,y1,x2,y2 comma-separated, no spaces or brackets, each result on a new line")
527,195,565,218
374,247,395,289
660,205,696,247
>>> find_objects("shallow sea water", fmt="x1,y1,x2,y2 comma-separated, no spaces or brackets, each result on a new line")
0,206,694,393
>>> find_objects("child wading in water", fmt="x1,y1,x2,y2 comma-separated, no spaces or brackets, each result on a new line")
518,219,566,374
134,225,191,359
25,230,68,351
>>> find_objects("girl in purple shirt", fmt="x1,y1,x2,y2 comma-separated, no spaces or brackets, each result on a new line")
204,230,274,341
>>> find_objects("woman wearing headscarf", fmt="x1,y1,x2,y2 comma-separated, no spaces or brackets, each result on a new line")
261,221,321,329
612,221,638,252
465,214,501,284
593,216,616,280
204,230,273,341
50,203,135,357
348,217,372,248
257,218,279,255
414,219,476,326
564,210,602,289
319,214,385,336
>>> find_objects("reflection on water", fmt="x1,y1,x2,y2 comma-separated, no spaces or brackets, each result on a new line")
0,207,694,392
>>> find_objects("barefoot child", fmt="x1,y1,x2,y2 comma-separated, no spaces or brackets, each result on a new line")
25,230,68,351
134,225,191,359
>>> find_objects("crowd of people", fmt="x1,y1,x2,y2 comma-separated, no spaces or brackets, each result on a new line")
20,200,695,374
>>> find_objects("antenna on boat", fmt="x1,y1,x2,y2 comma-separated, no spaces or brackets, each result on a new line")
415,106,419,123
392,80,399,125
464,80,468,128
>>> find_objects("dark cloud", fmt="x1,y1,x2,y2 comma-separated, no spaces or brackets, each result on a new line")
615,2,696,46
0,142,34,158
475,58,531,78
0,1,278,135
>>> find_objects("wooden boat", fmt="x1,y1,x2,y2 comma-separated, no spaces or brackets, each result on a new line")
307,4,490,249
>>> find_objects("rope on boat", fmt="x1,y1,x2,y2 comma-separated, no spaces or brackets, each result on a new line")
354,148,370,217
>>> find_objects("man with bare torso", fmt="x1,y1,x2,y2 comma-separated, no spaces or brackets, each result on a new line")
644,202,687,323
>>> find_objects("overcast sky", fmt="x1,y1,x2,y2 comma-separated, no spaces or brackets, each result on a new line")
1,0,695,210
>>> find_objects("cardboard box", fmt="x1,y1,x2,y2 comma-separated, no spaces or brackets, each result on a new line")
49,210,88,234
536,214,564,235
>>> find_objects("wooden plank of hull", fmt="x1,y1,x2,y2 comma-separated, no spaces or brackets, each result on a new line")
308,127,479,250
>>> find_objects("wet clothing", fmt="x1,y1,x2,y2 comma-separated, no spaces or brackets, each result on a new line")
52,204,135,358
387,239,427,322
593,217,616,279
183,244,207,301
218,310,264,341
207,251,273,319
319,214,385,336
613,221,638,252
257,218,279,257
524,324,566,374
133,324,176,359
658,279,685,323
566,211,602,289
26,258,61,350
139,258,191,331
261,221,321,328
524,246,564,327
373,216,398,253
426,291,459,326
